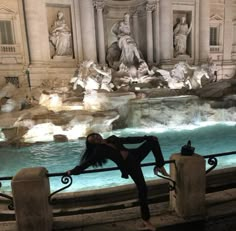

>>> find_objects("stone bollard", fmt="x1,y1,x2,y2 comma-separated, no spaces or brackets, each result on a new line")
11,167,52,231
170,153,206,218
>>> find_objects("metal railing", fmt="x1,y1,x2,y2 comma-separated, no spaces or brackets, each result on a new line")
1,151,236,209
47,160,176,204
0,176,14,210
204,151,236,174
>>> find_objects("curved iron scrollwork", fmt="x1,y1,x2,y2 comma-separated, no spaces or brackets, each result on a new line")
204,151,236,174
156,173,176,191
206,157,218,174
0,182,14,210
47,160,176,204
48,174,73,204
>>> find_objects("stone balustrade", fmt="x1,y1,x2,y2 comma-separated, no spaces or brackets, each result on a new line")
8,153,207,231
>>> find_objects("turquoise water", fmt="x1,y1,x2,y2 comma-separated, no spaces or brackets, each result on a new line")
0,123,236,192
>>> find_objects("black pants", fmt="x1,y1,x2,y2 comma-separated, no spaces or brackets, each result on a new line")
125,139,165,221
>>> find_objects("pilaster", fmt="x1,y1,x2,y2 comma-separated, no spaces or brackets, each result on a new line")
79,0,97,61
146,1,156,64
94,0,106,64
199,0,210,63
159,0,173,64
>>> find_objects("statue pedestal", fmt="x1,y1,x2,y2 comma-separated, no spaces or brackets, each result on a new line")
52,55,73,61
174,54,191,60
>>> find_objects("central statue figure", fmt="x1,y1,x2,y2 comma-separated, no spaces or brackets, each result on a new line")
108,13,144,68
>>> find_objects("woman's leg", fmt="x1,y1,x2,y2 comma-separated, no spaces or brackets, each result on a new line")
126,157,155,231
126,156,150,221
130,139,169,177
130,139,165,167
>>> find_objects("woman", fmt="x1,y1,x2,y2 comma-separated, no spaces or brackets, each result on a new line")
67,133,169,231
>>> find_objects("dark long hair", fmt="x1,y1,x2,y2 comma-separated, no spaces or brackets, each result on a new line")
80,133,107,167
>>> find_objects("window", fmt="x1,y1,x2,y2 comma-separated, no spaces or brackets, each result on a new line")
0,20,14,44
5,77,19,87
210,27,217,45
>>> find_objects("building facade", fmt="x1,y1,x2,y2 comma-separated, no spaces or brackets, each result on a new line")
0,0,236,87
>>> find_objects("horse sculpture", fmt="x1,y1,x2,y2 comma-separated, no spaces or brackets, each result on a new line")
184,63,210,89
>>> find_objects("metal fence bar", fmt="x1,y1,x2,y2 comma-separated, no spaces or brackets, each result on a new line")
1,151,236,208
0,177,14,210
47,160,176,204
203,151,236,174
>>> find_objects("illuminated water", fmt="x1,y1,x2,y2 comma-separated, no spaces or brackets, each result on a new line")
0,123,236,192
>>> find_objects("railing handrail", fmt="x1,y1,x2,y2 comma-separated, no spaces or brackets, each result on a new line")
203,151,236,159
1,151,236,208
47,159,175,177
1,151,235,180
0,176,13,181
203,151,236,174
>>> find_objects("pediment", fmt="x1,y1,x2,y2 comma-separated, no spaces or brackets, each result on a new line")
210,14,223,22
0,4,16,15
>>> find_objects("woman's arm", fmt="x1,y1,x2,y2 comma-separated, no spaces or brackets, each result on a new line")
68,161,91,175
117,135,157,144
67,151,99,175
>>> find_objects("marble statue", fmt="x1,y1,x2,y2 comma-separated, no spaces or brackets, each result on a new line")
148,62,211,90
70,61,113,92
173,16,192,57
107,13,144,69
150,68,186,89
184,63,210,89
202,57,218,82
170,62,189,82
71,58,216,94
49,11,72,57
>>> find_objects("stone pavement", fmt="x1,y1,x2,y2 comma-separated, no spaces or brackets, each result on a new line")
0,188,236,231
51,188,236,231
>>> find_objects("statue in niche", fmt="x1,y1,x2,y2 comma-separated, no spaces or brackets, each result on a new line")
173,16,192,57
49,11,72,58
106,13,144,70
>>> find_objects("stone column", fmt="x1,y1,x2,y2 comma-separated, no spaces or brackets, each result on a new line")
23,0,50,63
79,0,97,61
170,153,206,218
153,4,160,64
11,167,52,231
159,0,173,64
223,0,233,63
146,2,156,64
94,0,106,64
199,0,210,63
132,11,139,47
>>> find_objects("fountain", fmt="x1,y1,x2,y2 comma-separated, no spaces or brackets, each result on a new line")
0,55,236,193
0,11,236,193
0,56,235,145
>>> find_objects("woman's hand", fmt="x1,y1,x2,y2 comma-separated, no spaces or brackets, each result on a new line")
66,170,71,176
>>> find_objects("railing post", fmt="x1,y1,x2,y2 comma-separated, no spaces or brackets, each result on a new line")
11,167,52,231
169,153,206,218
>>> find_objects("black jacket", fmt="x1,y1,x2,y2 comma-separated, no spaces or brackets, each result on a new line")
69,135,148,178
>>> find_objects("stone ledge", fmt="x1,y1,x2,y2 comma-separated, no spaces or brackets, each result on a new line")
0,188,236,231
51,188,236,231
